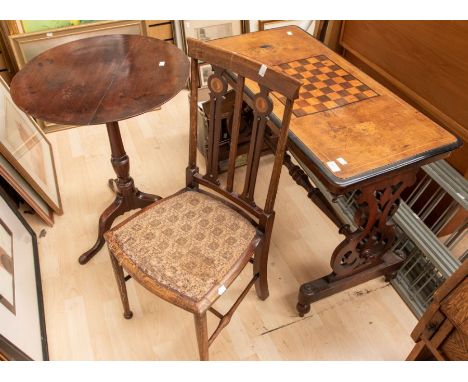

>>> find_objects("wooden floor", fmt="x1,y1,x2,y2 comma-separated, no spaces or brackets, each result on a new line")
26,90,418,360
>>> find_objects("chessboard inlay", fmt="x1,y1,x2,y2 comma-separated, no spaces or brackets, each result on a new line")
274,55,379,116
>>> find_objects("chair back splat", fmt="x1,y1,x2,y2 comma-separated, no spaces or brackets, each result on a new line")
187,37,301,226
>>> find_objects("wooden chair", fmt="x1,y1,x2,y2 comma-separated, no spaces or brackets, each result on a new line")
104,37,301,360
407,260,467,361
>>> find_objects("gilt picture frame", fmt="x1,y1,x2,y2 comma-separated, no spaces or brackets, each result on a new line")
0,77,62,214
0,186,48,361
20,20,97,34
8,20,147,70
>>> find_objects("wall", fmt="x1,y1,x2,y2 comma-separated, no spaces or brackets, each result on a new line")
340,21,468,177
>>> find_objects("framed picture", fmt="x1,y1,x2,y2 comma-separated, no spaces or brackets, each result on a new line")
0,77,62,214
198,63,214,88
258,20,315,33
180,20,246,53
0,154,54,226
21,20,97,34
0,218,14,314
8,20,147,70
258,20,282,31
181,20,245,91
0,186,48,360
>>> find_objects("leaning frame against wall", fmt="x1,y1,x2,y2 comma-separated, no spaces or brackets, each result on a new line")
0,186,48,360
0,77,62,215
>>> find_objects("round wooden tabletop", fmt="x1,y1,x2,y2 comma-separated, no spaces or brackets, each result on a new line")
10,34,190,126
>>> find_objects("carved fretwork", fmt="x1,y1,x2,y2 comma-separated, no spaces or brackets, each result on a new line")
296,169,418,317
328,171,417,280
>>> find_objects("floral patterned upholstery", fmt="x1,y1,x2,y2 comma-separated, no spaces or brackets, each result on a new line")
105,190,258,305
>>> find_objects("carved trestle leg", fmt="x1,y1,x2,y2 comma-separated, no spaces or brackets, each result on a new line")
78,121,161,265
297,169,418,316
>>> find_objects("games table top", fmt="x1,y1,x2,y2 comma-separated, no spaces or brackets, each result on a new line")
209,27,460,189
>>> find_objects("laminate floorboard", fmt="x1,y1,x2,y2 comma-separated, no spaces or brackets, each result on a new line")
25,90,417,360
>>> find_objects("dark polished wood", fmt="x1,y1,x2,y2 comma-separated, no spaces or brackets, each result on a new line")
10,34,189,126
208,27,461,314
10,34,190,264
185,37,299,358
78,121,161,264
297,168,418,316
282,152,343,228
198,89,271,173
105,37,300,360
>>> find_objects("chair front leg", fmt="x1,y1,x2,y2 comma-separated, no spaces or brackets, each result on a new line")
109,252,133,319
253,240,269,300
194,312,209,361
253,216,275,300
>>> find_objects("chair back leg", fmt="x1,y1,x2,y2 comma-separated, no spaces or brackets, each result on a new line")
194,312,209,361
109,253,133,319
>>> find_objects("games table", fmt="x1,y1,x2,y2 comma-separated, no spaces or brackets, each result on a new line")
209,27,461,316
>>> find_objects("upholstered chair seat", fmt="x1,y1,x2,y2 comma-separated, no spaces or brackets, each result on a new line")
105,190,260,313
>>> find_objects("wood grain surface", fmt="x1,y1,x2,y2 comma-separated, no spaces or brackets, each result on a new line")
209,27,460,183
10,34,189,125
23,91,418,360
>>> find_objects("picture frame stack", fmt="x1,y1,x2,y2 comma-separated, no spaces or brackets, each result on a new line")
0,186,48,360
0,77,62,226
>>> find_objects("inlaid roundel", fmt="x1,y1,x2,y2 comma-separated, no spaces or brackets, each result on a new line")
253,94,273,116
208,76,226,95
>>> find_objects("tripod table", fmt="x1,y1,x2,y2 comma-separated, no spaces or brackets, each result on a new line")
10,34,190,264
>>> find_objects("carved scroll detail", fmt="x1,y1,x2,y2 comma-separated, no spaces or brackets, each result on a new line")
329,171,417,279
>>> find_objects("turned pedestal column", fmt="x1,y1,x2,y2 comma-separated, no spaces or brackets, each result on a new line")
78,121,161,264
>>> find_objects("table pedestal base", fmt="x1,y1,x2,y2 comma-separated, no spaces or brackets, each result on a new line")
297,251,404,316
78,121,160,265
283,154,418,315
